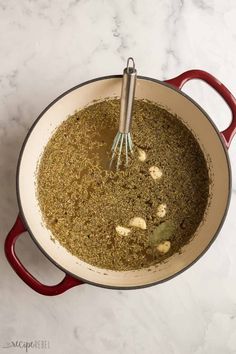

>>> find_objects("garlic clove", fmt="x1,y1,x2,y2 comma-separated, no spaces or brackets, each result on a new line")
149,166,163,180
115,226,131,236
137,148,147,162
157,241,171,254
157,203,167,218
129,217,147,230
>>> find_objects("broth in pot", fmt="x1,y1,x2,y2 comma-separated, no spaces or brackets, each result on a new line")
37,99,209,271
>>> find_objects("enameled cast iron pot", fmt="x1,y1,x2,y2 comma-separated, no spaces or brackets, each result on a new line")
5,70,236,296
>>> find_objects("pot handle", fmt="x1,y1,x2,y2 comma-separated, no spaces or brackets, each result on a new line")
165,70,236,148
4,215,83,296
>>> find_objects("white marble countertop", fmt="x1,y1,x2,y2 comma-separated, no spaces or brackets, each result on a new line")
1,1,236,353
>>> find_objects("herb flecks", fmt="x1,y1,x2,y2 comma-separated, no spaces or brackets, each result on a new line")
37,99,209,270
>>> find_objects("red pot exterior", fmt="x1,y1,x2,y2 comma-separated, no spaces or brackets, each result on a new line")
5,216,83,296
4,69,236,295
165,69,236,148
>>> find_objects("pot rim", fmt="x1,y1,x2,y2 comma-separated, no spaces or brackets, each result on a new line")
16,74,232,290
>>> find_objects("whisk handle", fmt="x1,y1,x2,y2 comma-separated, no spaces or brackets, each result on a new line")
119,58,137,134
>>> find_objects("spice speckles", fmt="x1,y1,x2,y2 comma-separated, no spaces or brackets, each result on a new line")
37,99,209,271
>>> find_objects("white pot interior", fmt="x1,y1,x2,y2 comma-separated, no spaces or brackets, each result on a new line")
17,77,230,288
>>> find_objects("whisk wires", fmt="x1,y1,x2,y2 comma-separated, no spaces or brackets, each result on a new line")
109,132,133,170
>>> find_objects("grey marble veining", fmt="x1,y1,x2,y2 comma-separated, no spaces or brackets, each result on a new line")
1,1,236,353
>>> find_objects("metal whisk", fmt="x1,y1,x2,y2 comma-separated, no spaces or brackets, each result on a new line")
110,57,137,170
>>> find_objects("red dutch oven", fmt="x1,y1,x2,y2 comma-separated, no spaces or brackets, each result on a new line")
5,70,236,295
